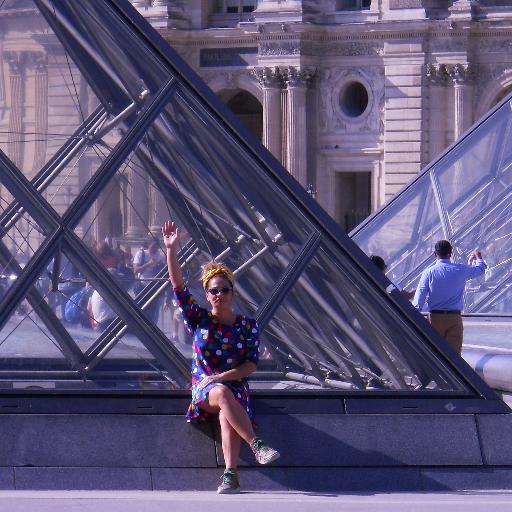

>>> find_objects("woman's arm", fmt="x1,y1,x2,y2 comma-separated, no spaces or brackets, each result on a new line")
197,361,257,390
162,220,184,288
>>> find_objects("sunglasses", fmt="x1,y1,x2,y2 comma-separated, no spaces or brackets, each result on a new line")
207,287,232,296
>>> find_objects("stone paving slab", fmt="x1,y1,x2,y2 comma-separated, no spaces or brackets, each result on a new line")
0,490,512,512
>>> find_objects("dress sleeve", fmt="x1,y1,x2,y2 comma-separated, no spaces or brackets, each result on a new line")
244,318,260,365
173,285,206,335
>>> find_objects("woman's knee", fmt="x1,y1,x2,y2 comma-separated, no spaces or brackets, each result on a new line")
209,385,235,408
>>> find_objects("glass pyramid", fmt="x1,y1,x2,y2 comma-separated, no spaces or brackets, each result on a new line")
352,92,512,316
0,0,505,411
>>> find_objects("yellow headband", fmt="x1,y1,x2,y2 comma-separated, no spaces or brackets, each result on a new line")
201,266,234,289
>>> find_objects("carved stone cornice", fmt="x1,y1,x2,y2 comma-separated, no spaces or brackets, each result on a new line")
425,63,449,86
321,41,384,57
447,63,476,85
27,52,48,74
283,66,317,89
258,39,383,57
4,51,24,75
259,41,301,56
253,67,285,89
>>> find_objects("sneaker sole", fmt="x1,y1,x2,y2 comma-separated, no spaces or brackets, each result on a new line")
258,451,280,465
217,487,241,494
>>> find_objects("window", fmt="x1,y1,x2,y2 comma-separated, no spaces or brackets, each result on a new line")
336,0,371,10
214,0,256,14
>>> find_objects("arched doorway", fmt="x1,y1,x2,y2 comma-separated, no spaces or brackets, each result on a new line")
492,86,512,108
222,90,263,141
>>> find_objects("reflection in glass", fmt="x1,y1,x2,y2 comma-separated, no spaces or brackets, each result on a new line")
353,96,512,315
0,1,101,174
261,242,470,392
0,0,493,398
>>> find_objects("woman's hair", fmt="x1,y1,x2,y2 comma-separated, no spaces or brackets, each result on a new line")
201,261,234,290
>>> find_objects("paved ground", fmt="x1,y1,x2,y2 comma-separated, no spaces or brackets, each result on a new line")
1,491,512,512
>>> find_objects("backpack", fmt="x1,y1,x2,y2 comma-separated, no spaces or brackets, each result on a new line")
64,287,92,324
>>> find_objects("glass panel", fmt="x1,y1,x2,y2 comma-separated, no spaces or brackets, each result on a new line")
0,191,46,298
0,1,101,174
435,108,512,233
261,242,471,392
353,96,512,316
34,0,171,109
0,296,75,390
453,198,512,312
354,173,442,288
87,89,316,317
0,0,496,397
0,0,170,217
0,242,186,390
93,332,174,391
479,279,512,315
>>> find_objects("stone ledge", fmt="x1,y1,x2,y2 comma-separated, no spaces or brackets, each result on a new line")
216,414,483,467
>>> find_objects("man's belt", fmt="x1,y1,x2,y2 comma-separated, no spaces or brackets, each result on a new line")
429,309,461,315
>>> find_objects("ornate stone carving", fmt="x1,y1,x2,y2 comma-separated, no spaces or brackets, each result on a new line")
321,41,384,57
5,51,24,75
259,41,301,56
447,63,476,85
318,67,384,134
283,66,317,89
425,63,449,86
26,52,48,74
253,67,285,88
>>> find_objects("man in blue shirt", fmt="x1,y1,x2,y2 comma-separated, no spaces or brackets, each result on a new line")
412,240,486,353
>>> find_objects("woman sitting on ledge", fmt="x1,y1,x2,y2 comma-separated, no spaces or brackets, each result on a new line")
162,220,280,494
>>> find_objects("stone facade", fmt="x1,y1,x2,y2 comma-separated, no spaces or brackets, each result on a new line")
2,1,512,259
134,0,512,229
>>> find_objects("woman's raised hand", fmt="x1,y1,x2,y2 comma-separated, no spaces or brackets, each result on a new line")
162,220,180,250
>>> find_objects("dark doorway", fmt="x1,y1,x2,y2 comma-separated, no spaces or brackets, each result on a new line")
225,91,263,141
335,171,372,232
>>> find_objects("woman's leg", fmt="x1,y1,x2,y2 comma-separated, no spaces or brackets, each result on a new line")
198,385,279,471
219,409,241,469
200,385,255,445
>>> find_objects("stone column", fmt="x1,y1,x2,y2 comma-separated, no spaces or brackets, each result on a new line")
448,64,475,141
125,169,149,238
6,52,24,170
284,67,315,187
149,178,167,236
254,67,283,162
30,52,49,174
425,63,448,162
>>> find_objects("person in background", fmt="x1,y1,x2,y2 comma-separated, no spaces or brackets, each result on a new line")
370,254,415,299
412,240,487,353
96,241,117,269
133,241,166,323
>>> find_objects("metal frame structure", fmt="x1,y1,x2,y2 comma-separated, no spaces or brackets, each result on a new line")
0,0,506,413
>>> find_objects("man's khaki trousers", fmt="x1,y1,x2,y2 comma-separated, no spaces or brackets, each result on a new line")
428,312,463,353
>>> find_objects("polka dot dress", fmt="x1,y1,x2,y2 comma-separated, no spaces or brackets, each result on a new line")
174,285,260,424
